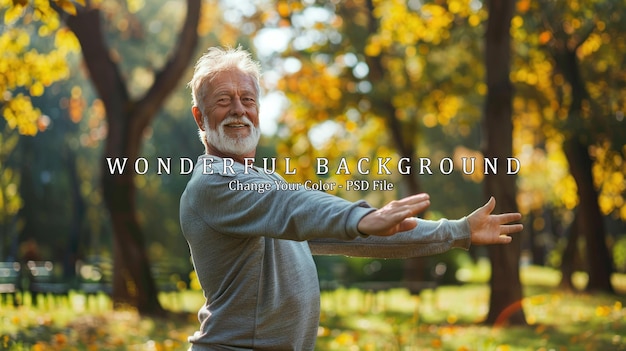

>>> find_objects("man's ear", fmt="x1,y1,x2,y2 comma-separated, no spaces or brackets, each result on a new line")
192,106,205,130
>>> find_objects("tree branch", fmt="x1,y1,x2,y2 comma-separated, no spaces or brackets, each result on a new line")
64,9,130,110
134,0,202,132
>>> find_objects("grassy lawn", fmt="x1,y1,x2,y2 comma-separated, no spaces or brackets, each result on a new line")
316,264,626,351
0,291,200,350
1,266,625,350
316,286,625,350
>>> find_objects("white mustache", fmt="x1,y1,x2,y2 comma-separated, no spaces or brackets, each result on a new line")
220,116,253,129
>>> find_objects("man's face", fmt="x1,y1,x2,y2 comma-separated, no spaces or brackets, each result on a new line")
196,69,260,157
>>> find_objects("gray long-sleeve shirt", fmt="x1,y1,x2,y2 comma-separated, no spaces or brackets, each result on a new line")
179,155,471,350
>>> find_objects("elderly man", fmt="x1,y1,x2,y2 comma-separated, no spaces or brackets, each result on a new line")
180,46,523,350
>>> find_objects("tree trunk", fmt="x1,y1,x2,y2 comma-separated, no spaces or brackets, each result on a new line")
559,212,579,290
363,0,420,196
64,145,84,280
64,1,201,314
563,138,614,292
483,0,526,325
527,211,539,265
550,38,614,293
363,0,424,283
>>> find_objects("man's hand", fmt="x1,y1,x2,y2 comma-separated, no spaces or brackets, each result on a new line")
357,193,431,236
467,196,523,245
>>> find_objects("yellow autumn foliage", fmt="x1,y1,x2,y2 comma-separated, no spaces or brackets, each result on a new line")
590,143,626,219
3,94,41,136
1,0,81,135
273,0,624,218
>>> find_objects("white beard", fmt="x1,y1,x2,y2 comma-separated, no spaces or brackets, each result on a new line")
206,115,260,156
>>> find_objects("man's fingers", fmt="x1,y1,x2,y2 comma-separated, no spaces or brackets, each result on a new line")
407,192,429,201
409,200,430,216
488,206,523,235
500,223,524,234
482,196,496,214
397,217,418,232
494,212,522,224
393,193,430,208
468,196,525,245
497,235,513,244
384,193,430,218
402,193,430,216
359,193,430,236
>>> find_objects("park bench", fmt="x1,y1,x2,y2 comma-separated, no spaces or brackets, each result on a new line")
75,257,113,309
352,280,439,294
26,260,70,306
76,257,113,295
0,262,22,306
151,263,187,309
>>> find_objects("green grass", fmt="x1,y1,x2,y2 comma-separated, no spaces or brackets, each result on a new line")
316,265,626,351
0,291,200,351
316,286,626,350
1,266,625,351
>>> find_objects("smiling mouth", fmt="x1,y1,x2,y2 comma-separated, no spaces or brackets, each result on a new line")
225,123,249,128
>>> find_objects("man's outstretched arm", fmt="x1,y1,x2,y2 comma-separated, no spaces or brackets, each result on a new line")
357,193,523,245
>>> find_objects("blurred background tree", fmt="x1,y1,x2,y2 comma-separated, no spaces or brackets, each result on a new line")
514,0,626,293
2,0,202,314
1,0,79,265
63,0,201,314
1,0,624,322
482,0,524,325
